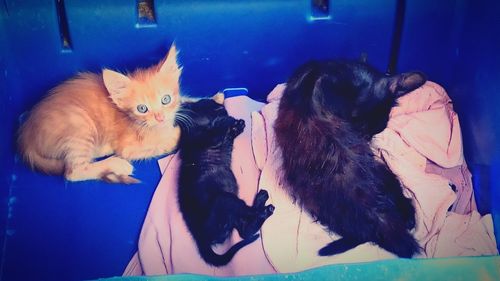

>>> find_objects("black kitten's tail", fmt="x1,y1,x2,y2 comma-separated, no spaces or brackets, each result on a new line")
199,234,259,267
318,237,363,256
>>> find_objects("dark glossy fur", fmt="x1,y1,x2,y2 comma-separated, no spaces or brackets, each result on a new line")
176,99,274,266
274,60,426,258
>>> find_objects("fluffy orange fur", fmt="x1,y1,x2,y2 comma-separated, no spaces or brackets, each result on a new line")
18,44,182,183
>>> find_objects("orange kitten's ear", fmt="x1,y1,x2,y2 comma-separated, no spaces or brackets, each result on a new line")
159,43,181,77
212,92,225,105
103,69,131,107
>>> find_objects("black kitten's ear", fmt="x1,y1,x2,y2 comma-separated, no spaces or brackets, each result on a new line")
212,92,225,105
388,71,427,97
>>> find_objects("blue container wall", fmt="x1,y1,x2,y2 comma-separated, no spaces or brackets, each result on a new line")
0,3,12,273
450,0,500,228
0,0,499,280
398,0,500,218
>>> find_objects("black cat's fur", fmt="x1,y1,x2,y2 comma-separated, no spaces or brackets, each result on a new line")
274,60,426,258
176,97,274,267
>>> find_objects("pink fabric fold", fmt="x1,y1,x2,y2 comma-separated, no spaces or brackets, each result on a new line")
369,81,497,257
386,82,475,214
385,81,463,169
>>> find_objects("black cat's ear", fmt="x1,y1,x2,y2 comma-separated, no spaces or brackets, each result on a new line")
311,75,328,113
387,71,427,97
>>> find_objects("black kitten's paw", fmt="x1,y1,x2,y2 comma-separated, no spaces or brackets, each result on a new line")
229,119,245,138
253,189,269,209
259,204,275,220
237,204,275,239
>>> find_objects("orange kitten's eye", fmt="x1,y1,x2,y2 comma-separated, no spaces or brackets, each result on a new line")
161,94,172,105
137,104,148,113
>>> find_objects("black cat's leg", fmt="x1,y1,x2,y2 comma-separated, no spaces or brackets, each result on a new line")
210,192,256,239
212,191,265,239
212,191,274,240
207,191,258,244
251,190,274,221
252,189,269,209
237,205,275,239
237,201,275,239
247,189,274,234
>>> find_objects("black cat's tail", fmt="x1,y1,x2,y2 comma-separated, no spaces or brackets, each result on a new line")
318,232,420,258
377,231,421,258
318,237,363,256
199,234,259,267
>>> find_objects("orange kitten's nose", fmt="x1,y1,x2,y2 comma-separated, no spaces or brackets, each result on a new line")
154,113,164,122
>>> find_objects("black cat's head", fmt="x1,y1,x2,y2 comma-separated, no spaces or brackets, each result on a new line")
284,60,426,137
176,93,233,148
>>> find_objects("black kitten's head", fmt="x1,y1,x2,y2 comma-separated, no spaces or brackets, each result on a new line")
283,60,426,137
176,93,231,148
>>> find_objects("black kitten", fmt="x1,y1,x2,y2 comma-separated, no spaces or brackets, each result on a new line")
274,60,426,258
176,95,274,267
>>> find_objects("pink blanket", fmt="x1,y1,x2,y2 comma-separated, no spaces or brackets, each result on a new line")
124,83,497,276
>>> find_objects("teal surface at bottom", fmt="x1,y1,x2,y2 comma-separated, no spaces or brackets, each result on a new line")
100,255,500,281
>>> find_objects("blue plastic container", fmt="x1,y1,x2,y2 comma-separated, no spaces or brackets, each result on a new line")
1,0,499,280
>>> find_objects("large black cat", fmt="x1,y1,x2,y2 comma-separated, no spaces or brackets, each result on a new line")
274,60,426,258
176,95,274,266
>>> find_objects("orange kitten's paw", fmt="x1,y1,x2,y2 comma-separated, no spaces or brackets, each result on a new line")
99,156,140,184
106,156,134,175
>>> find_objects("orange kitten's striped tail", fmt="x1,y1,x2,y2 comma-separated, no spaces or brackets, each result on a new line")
18,125,65,175
22,148,65,175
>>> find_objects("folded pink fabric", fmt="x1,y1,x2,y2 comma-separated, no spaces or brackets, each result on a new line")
371,81,497,257
124,82,497,277
387,81,476,214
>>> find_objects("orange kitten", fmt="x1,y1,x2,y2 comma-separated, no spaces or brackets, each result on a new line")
18,45,182,183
